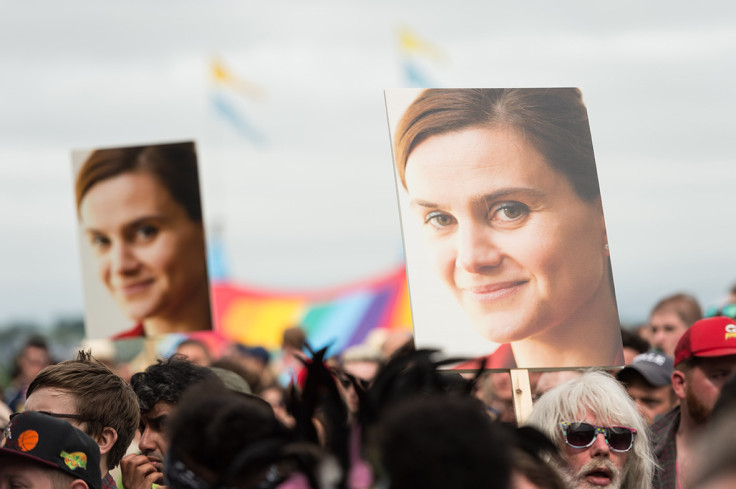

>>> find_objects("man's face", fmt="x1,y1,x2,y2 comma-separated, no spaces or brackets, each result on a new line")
682,355,736,424
624,379,676,425
0,458,56,489
138,401,176,480
559,414,630,489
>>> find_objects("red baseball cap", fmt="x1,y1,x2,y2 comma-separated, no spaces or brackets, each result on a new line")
674,316,736,366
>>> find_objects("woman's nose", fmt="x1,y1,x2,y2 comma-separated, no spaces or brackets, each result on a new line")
110,242,139,274
455,222,502,273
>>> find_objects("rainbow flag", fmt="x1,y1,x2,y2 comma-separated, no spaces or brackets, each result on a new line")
211,266,412,357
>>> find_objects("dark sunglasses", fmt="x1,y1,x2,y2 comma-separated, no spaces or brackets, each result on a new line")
560,422,637,452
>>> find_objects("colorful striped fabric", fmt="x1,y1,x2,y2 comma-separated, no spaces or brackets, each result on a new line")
210,265,413,357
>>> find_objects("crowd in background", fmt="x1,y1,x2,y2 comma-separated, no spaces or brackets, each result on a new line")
2,287,736,489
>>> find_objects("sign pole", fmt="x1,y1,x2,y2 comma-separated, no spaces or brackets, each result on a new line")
510,368,534,425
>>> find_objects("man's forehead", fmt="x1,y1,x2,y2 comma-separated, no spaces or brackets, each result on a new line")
143,401,176,420
24,387,78,412
696,354,736,369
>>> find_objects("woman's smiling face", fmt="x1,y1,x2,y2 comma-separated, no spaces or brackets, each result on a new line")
79,171,208,323
405,126,610,343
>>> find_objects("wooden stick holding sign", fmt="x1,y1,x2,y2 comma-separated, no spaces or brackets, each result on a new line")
510,368,534,425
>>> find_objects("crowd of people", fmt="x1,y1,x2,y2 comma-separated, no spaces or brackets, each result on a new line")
2,291,736,489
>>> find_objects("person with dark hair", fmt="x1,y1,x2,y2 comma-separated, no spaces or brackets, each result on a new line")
526,371,655,489
620,327,650,365
165,384,328,489
24,351,140,489
74,141,211,339
2,336,51,412
650,316,736,489
647,293,702,357
391,88,622,368
120,356,221,489
376,394,513,489
0,411,103,489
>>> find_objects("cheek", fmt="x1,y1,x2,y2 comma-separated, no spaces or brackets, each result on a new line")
611,451,628,471
428,239,456,284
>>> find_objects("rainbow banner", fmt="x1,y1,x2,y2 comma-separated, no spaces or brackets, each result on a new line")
211,265,413,356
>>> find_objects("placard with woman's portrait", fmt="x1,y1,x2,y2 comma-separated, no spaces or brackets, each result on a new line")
72,141,213,339
386,88,624,369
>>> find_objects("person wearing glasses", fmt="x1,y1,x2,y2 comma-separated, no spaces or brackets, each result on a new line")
391,88,623,369
525,370,655,489
22,351,140,489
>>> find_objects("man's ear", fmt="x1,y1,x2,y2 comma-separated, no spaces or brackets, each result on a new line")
671,370,687,401
96,426,118,456
70,480,89,489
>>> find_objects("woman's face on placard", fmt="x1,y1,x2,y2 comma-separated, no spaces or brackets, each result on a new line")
79,171,208,323
404,126,609,343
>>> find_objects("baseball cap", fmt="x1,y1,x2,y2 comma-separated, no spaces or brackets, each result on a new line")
617,351,674,387
674,316,736,366
0,411,101,489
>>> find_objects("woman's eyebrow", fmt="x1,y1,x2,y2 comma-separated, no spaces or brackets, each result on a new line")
477,187,545,204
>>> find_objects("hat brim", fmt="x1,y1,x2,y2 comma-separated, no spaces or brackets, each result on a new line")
694,347,736,358
0,448,60,470
616,364,670,387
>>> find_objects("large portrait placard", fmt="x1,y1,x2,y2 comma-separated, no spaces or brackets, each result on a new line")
72,141,213,340
386,88,624,369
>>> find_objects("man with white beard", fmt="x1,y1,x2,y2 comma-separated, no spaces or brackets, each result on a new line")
525,371,655,489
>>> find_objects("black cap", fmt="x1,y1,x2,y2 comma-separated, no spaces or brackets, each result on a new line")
0,411,102,489
617,351,674,387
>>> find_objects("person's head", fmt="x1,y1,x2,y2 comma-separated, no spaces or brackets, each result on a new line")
648,293,702,357
130,356,221,482
672,316,736,426
13,336,51,384
75,142,209,331
393,88,613,346
25,351,139,473
376,394,513,489
616,351,676,425
165,384,322,489
620,327,650,365
0,411,102,489
174,338,212,367
525,371,654,489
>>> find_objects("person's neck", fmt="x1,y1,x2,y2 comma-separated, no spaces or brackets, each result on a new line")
511,284,622,368
143,282,212,336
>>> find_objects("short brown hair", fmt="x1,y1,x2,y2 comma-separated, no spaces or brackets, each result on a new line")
27,351,140,471
75,141,202,222
651,293,702,327
393,88,600,203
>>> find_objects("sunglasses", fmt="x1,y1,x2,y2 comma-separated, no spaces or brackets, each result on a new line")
560,422,637,452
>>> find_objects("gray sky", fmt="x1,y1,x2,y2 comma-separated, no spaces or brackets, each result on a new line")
1,0,735,327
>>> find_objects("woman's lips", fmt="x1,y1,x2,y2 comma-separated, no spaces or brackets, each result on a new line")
119,279,154,297
461,281,527,302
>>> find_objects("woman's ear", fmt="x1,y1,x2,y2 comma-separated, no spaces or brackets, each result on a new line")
95,426,118,457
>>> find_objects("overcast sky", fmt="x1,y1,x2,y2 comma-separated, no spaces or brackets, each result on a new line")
1,0,735,328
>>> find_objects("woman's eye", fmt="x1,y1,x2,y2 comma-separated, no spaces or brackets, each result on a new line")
89,234,110,249
136,225,159,240
424,211,456,229
490,202,530,222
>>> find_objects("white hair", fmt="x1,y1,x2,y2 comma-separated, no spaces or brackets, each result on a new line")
524,370,656,489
